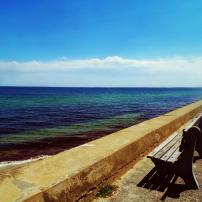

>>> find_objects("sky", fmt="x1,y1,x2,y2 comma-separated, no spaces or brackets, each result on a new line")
1,0,202,87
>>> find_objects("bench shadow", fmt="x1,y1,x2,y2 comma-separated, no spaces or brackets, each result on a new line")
137,166,192,201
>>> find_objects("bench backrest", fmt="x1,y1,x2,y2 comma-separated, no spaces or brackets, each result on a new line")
180,126,201,156
196,116,202,130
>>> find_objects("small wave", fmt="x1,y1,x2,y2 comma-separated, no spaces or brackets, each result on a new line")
0,155,49,169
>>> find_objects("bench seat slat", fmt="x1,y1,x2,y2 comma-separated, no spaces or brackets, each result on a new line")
161,114,202,162
160,138,182,162
147,114,202,160
153,134,181,159
166,145,182,163
147,132,179,158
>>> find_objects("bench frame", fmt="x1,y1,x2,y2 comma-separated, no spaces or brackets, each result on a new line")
147,114,202,189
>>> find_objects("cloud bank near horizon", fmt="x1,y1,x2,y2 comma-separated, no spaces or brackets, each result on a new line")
0,56,202,87
0,56,202,72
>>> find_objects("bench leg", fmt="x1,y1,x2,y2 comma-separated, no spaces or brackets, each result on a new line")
195,134,202,157
175,126,200,189
196,119,202,157
175,156,199,189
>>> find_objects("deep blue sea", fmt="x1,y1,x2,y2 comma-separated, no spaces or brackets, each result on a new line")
0,87,202,161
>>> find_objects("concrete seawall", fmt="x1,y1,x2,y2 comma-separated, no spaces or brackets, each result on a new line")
1,100,202,202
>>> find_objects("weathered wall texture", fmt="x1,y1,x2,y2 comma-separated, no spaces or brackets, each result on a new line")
0,100,202,202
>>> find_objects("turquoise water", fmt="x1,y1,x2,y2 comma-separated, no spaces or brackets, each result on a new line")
0,87,202,149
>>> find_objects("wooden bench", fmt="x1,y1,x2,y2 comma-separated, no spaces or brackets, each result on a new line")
147,114,202,189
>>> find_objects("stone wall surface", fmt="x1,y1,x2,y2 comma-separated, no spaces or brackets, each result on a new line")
0,100,202,202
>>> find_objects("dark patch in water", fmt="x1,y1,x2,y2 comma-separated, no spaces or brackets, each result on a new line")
0,131,109,161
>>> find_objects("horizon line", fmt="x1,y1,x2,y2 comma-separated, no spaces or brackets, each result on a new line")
0,86,202,88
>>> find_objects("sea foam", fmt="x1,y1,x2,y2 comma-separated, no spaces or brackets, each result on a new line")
0,155,49,169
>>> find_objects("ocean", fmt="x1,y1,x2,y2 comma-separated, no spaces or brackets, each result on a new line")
0,87,202,162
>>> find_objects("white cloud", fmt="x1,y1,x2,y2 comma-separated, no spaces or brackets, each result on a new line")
0,56,202,87
0,56,202,74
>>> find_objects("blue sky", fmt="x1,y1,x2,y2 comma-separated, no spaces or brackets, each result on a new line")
1,0,202,86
